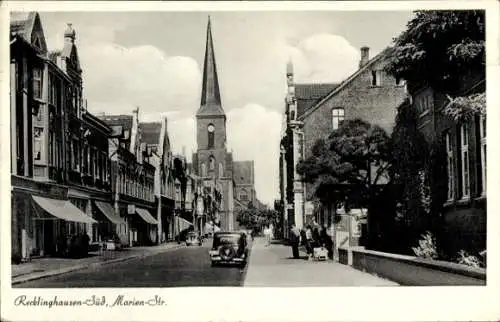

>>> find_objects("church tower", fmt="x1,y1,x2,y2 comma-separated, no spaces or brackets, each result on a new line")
195,16,234,231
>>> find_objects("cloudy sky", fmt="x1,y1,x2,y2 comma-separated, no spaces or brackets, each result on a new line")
39,11,413,205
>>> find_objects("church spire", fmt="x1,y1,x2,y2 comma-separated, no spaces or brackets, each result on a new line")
197,16,225,117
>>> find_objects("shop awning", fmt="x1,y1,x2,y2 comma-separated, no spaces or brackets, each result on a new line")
95,201,124,224
32,196,97,224
135,208,158,225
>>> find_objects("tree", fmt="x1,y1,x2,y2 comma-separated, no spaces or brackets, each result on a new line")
297,119,392,211
386,10,485,121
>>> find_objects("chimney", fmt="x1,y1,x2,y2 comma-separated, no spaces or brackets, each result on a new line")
359,46,370,68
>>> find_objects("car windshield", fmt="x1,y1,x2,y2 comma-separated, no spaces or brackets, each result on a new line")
214,234,240,246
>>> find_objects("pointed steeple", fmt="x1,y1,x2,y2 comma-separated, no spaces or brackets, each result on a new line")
197,16,225,117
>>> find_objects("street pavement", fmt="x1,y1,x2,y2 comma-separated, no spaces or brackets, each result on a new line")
244,237,399,286
15,238,247,288
14,237,398,287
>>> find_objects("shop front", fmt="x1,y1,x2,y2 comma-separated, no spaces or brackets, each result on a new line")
94,201,127,245
31,195,97,258
128,205,158,246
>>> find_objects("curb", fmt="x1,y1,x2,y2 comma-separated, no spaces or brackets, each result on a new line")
12,244,184,285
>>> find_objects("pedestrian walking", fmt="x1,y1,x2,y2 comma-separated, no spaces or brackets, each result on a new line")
264,226,271,246
289,225,301,259
305,225,314,260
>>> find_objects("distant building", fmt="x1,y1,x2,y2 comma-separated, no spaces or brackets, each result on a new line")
279,46,407,231
99,111,157,247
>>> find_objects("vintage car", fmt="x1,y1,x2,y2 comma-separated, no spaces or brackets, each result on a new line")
186,232,202,246
209,231,249,267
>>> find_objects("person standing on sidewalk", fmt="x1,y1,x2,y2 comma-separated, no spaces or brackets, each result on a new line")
320,226,334,260
289,225,300,259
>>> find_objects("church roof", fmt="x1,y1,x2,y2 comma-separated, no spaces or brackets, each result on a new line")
295,83,340,117
233,161,254,185
197,16,225,117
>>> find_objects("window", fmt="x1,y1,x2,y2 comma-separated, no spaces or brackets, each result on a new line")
219,163,224,178
33,68,42,99
479,115,486,195
332,108,345,130
371,70,382,86
445,132,454,201
208,124,215,148
415,89,433,115
34,127,43,161
240,191,248,202
209,156,215,170
201,163,207,177
460,123,470,198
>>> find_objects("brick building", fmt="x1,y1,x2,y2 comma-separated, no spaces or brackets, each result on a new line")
279,46,407,232
407,71,486,255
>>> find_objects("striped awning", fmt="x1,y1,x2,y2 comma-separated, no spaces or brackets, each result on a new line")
135,207,158,225
32,196,97,224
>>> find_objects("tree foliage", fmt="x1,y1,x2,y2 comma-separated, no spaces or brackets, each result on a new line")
236,205,279,230
297,119,391,209
386,10,485,93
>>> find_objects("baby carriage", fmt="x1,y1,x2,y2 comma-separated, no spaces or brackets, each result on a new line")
312,243,328,261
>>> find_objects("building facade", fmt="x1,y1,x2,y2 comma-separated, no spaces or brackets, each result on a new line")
139,119,176,243
99,112,157,247
279,46,407,232
408,72,486,255
10,12,115,261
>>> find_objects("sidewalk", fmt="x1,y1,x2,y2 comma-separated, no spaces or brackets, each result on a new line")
244,238,399,287
11,242,183,285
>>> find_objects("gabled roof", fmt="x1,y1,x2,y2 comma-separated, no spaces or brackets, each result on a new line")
139,122,162,145
298,47,392,121
197,16,225,118
233,161,254,185
97,115,133,140
10,11,47,54
295,83,340,117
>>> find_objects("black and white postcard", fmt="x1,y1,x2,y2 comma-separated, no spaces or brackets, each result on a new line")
1,1,499,321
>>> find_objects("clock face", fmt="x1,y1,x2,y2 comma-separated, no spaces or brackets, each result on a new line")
208,124,215,133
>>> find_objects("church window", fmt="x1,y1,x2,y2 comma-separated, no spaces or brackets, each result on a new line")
201,163,207,177
239,190,248,202
209,156,215,170
208,124,215,148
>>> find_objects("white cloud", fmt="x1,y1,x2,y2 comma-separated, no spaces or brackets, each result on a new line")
45,25,358,206
270,32,359,86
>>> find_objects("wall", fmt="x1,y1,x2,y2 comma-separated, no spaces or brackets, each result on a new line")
339,247,486,286
196,116,226,150
302,57,407,159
